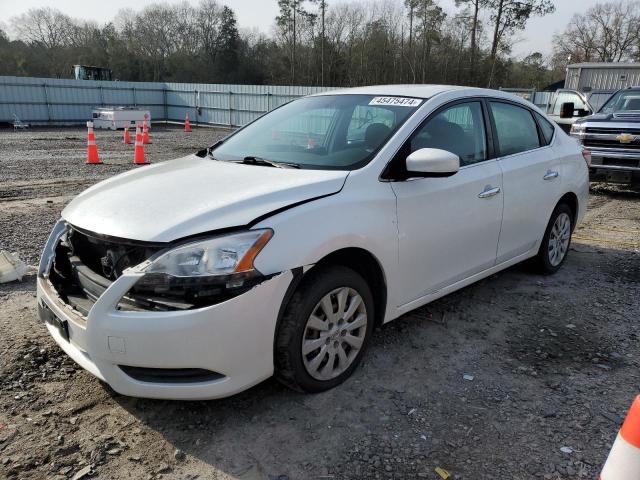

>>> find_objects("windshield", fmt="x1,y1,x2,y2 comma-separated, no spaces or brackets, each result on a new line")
211,94,423,170
599,90,640,114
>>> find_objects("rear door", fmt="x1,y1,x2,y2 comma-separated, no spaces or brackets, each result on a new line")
489,100,562,264
390,100,503,305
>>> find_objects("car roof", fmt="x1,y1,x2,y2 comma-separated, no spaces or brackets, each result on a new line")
314,84,468,99
312,84,535,103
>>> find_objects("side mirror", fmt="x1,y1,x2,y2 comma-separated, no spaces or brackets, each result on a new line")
406,148,460,177
560,102,575,119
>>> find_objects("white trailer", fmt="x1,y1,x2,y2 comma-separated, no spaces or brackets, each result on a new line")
91,107,151,130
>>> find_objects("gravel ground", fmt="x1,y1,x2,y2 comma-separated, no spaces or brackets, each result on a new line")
0,126,639,480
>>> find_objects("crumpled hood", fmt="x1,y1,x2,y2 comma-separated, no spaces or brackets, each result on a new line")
62,155,348,242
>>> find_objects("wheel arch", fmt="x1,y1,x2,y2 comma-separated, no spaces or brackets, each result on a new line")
274,247,388,346
312,247,388,328
557,191,579,227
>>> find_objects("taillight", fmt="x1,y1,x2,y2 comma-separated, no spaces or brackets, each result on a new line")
581,149,592,167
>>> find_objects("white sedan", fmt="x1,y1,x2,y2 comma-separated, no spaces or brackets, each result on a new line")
38,85,589,399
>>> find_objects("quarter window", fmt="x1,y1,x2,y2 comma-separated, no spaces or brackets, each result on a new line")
410,101,487,166
490,102,540,156
535,112,555,145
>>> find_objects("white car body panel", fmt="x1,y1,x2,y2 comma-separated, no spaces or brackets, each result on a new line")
390,160,503,305
496,145,563,263
38,85,589,399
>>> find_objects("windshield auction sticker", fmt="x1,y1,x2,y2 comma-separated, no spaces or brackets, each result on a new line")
369,97,422,107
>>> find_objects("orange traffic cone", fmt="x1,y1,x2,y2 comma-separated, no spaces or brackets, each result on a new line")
600,395,640,479
123,126,131,145
133,124,148,165
184,113,192,133
86,121,102,165
142,118,151,144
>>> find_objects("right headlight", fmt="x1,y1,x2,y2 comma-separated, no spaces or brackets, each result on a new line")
570,123,586,137
121,229,273,311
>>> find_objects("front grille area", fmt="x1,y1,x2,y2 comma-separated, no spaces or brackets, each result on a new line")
586,127,640,135
118,366,225,384
602,158,640,168
584,139,640,150
48,225,266,314
48,227,161,316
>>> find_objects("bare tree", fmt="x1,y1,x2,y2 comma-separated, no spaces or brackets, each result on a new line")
4,0,559,88
485,0,554,87
455,0,486,78
554,1,640,64
11,8,73,49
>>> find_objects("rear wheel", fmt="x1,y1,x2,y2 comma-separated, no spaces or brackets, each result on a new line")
275,266,374,393
533,203,574,274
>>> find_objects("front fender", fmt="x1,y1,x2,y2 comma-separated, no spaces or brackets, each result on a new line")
252,178,400,321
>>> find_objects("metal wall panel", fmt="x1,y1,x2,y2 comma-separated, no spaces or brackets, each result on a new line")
0,75,337,126
566,66,640,91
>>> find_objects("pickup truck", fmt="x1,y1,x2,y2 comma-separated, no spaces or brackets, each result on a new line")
546,89,614,133
568,86,640,185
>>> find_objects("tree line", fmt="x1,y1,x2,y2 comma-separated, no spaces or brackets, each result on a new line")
0,0,639,89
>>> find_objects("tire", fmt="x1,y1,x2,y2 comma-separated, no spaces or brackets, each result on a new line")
532,203,574,274
275,265,375,393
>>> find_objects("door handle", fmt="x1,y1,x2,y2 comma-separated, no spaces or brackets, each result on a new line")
543,170,559,180
478,186,501,198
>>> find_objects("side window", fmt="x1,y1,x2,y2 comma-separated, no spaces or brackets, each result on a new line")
410,101,487,166
552,92,586,116
534,112,555,145
490,102,540,156
347,105,396,143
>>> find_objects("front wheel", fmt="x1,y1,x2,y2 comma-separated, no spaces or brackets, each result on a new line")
533,203,574,274
275,266,375,393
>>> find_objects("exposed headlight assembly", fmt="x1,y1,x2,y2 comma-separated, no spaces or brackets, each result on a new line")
122,229,273,311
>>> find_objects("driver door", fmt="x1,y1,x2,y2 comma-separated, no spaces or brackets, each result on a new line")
389,100,504,306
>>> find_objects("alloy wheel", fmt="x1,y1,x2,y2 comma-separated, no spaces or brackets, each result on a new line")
302,287,368,381
548,212,571,267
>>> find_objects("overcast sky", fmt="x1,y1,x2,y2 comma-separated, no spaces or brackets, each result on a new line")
0,0,604,58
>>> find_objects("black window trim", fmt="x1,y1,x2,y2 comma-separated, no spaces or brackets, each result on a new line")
486,98,553,158
533,110,556,146
381,96,495,181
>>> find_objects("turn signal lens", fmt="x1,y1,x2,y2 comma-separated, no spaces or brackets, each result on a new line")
235,229,273,273
581,149,592,167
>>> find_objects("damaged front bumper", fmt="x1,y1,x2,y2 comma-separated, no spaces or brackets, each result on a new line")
37,220,293,400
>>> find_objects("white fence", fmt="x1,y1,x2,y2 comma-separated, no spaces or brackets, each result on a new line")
0,76,336,127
